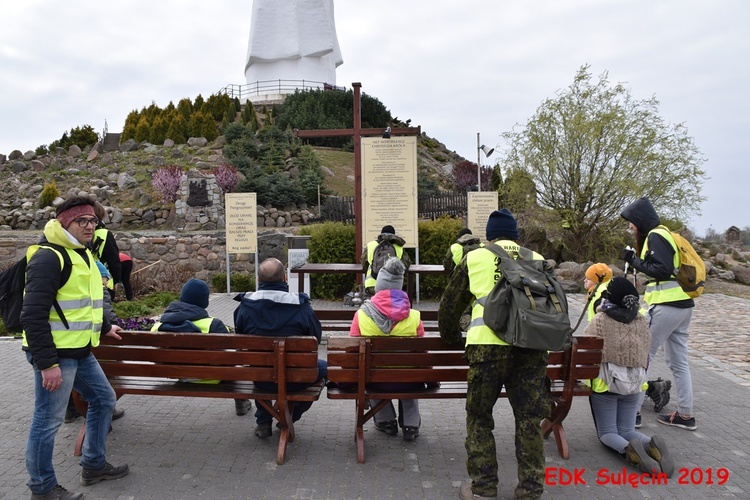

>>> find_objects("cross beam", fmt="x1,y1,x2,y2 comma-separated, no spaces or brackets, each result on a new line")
293,82,421,262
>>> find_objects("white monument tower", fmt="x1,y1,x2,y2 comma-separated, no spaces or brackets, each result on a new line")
245,0,344,101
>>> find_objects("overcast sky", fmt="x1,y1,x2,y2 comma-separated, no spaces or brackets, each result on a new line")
1,0,747,235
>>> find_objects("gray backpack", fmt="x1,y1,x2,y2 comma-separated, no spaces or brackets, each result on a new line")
481,244,572,351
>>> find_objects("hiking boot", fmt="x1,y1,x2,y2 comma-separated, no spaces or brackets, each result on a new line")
112,407,125,421
80,461,129,486
30,484,83,500
374,420,398,436
64,407,81,424
635,412,642,429
402,426,420,442
646,435,675,477
657,411,697,431
625,438,660,474
459,480,497,499
234,399,251,416
254,421,273,438
646,378,671,412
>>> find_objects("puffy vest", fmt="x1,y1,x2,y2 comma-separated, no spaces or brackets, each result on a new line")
587,281,609,322
22,246,104,350
641,228,691,305
92,227,114,290
152,316,221,383
364,240,404,289
356,308,422,337
464,241,544,346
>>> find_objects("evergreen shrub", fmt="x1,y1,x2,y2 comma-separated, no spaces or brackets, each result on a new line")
39,181,60,208
298,222,357,299
211,272,255,293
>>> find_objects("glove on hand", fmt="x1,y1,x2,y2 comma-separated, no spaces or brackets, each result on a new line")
621,247,635,264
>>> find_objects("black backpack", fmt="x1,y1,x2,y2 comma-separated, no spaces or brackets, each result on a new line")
481,244,572,351
370,240,397,280
0,244,72,333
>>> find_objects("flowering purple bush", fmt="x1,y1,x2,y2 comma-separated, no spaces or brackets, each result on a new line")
117,317,155,331
151,165,184,203
211,163,239,194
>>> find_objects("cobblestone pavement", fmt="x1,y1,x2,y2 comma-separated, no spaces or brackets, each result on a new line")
1,292,748,499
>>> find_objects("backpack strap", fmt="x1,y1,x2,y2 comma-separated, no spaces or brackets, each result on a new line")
35,243,73,330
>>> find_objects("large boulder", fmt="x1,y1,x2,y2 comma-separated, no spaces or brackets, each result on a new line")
731,265,750,285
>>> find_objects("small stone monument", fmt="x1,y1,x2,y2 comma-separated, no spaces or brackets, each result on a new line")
174,169,224,230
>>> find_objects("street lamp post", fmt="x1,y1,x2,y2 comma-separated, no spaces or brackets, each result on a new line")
477,132,495,191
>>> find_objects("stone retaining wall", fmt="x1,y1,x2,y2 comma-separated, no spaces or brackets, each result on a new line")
0,230,298,285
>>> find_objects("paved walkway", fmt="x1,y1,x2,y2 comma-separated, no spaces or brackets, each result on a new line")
1,293,749,499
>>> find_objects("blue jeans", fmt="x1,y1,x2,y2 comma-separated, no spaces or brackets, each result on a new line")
647,304,694,414
254,358,327,424
590,391,651,454
26,352,116,495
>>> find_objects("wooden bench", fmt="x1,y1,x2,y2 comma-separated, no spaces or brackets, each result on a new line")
74,330,324,465
326,335,603,463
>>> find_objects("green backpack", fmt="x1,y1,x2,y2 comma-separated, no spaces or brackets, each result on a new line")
481,244,572,352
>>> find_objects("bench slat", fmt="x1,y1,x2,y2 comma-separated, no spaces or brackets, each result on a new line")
95,346,318,367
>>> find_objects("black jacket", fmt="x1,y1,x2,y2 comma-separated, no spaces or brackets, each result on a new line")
155,301,228,333
22,233,112,370
621,197,693,308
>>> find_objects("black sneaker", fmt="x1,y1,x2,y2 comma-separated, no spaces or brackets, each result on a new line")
64,407,81,424
31,484,83,500
234,399,252,416
402,426,420,441
635,412,642,429
657,411,697,431
646,378,671,412
374,420,398,436
80,461,129,486
646,435,675,477
625,438,660,474
254,421,272,438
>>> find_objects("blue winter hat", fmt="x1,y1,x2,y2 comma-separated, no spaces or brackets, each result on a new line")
486,209,519,241
95,260,110,279
180,278,210,309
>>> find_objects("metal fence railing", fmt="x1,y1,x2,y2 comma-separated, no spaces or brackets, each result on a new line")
216,80,347,101
321,192,468,223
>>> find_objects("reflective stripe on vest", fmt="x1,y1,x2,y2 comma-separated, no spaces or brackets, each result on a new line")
356,308,421,337
23,246,103,349
642,228,691,305
364,240,404,288
464,242,544,346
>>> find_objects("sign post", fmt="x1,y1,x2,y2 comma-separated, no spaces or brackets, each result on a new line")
467,192,498,239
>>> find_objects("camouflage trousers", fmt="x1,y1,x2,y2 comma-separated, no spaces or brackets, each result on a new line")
464,344,549,499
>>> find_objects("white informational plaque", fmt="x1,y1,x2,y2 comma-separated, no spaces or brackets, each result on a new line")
361,136,418,247
468,192,498,240
225,193,257,253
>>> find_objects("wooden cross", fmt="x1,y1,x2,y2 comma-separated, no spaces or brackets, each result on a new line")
294,82,421,262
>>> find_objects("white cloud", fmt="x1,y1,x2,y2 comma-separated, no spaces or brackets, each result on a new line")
0,0,748,234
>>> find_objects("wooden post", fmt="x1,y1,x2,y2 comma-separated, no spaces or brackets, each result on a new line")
293,83,420,263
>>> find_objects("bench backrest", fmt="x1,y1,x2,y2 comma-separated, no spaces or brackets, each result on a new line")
327,335,603,385
95,331,321,384
327,336,468,385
